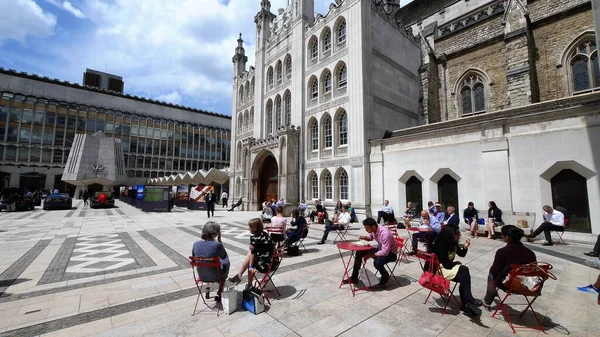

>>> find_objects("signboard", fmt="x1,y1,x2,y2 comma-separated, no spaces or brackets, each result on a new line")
187,184,210,210
175,186,189,207
142,186,171,212
135,185,144,208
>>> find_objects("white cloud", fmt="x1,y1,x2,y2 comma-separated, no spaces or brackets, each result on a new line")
46,0,86,18
0,0,56,44
156,91,182,104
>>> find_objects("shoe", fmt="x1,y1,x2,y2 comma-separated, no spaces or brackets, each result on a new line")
214,295,221,303
461,303,479,317
577,284,600,294
469,298,483,307
228,274,241,284
542,241,553,246
584,251,600,257
370,283,386,291
317,241,325,245
526,235,534,242
482,302,493,311
342,278,358,285
408,251,416,256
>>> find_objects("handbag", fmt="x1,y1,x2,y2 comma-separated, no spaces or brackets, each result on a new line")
242,285,265,314
502,262,556,297
419,271,450,295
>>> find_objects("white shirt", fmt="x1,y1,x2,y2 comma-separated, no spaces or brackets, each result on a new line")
221,192,228,199
443,213,456,225
337,212,352,225
544,210,565,226
380,205,393,214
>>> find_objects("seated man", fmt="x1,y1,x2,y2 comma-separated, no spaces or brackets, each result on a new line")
261,201,273,222
402,202,417,229
443,205,460,229
317,206,351,244
432,203,445,223
410,210,441,254
377,200,394,224
526,205,565,246
297,199,308,216
342,217,398,288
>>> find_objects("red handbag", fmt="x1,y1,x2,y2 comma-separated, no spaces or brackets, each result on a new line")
419,271,450,295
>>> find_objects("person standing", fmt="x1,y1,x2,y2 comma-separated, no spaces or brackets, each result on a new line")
526,205,565,246
221,190,228,208
82,191,89,206
205,188,216,218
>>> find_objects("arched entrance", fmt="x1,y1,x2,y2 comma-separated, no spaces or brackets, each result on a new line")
551,169,590,232
406,176,423,212
258,155,278,207
438,174,458,211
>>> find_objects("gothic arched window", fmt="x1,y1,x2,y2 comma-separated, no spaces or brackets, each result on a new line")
323,171,333,200
323,29,332,52
323,71,332,93
276,61,283,85
285,55,292,79
310,172,319,199
323,115,332,148
267,67,274,90
338,169,349,200
569,39,600,92
311,39,319,60
337,19,346,44
311,78,319,99
310,120,318,151
459,73,487,116
337,64,347,88
275,95,282,129
284,91,291,126
266,101,273,135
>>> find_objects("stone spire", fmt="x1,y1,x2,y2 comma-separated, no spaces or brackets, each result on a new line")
232,33,248,78
255,0,276,50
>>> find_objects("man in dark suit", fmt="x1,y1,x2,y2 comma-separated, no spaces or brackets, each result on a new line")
444,206,460,229
205,188,216,218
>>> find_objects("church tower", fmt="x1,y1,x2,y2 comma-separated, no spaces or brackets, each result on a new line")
232,33,248,78
291,0,314,24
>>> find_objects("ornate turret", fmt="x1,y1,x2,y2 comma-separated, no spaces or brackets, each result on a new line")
255,0,276,50
232,33,248,78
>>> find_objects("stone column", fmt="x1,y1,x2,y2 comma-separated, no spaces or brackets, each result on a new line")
593,0,600,73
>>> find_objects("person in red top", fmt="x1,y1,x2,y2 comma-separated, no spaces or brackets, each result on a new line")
483,225,536,309
342,217,398,288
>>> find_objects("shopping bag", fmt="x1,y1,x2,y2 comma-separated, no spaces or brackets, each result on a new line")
221,286,238,315
242,286,265,314
517,219,529,228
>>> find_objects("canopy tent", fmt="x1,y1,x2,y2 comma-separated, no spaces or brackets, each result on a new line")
146,168,230,186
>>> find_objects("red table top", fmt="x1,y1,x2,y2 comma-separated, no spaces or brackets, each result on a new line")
337,242,373,251
408,227,430,232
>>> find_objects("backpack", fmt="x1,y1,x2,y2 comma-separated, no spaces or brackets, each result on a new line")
286,245,300,256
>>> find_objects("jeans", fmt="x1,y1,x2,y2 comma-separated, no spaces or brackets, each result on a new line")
452,265,476,304
531,222,564,243
320,222,343,242
411,231,437,252
484,273,498,304
352,248,397,285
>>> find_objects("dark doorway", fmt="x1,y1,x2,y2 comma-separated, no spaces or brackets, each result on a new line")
258,155,278,210
551,169,590,232
87,183,104,196
54,174,75,197
438,174,458,211
405,176,423,213
20,172,46,193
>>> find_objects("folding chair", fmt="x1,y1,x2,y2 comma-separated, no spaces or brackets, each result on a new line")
554,219,568,245
333,222,349,243
189,256,222,316
375,237,406,286
416,251,460,315
291,224,309,253
492,262,557,334
253,247,285,305
267,226,286,248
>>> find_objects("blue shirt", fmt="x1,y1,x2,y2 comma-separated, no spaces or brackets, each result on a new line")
435,211,445,223
420,216,442,234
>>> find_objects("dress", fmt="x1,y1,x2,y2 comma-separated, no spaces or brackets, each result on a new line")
251,231,276,273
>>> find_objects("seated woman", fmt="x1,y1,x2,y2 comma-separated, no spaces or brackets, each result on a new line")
192,221,230,302
486,201,503,239
402,202,417,229
268,206,287,245
228,218,277,286
286,209,307,246
261,202,273,222
432,226,481,316
483,225,536,309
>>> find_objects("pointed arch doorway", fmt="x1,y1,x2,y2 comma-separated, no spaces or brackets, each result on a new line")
258,154,278,206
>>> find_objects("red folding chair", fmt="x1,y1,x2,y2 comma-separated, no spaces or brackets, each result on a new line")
292,224,310,253
492,262,556,334
189,256,222,316
253,247,285,305
267,226,286,248
375,237,406,286
416,251,460,315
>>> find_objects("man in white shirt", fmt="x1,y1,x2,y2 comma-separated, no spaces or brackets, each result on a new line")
318,206,351,244
526,205,565,246
221,191,228,208
377,200,394,224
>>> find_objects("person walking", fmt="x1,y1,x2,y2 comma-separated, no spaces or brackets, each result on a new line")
221,190,228,208
82,191,89,206
206,188,216,218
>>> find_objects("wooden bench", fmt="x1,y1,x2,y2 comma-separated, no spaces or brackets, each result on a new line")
477,211,537,236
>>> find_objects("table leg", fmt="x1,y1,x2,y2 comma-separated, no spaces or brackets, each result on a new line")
338,249,357,296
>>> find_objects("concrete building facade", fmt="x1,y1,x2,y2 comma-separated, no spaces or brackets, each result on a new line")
370,0,600,234
230,0,421,214
0,68,231,194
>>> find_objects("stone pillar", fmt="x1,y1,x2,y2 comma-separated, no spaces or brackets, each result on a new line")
9,172,19,188
593,0,600,74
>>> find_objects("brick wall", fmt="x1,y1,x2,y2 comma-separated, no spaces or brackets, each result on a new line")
529,0,590,23
435,15,504,56
533,8,595,101
439,41,508,120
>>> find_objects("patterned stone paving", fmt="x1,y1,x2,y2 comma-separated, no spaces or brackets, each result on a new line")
0,201,597,337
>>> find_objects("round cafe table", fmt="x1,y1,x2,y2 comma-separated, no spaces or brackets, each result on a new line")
336,242,373,297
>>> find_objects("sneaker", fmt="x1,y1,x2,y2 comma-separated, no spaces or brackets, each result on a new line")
542,241,553,246
342,278,358,285
317,241,325,245
584,251,600,257
461,303,479,317
526,235,534,243
577,284,600,294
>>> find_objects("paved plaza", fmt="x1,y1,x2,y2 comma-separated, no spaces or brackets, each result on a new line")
0,201,598,337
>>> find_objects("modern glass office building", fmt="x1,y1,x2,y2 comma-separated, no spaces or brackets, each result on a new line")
0,68,231,194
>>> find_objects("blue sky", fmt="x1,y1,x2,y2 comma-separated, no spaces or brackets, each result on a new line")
0,0,413,116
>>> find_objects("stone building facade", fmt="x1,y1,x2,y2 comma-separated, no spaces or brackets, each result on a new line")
370,0,600,234
230,0,421,213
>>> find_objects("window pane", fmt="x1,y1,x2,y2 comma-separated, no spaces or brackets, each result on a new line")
266,105,273,135
339,112,347,146
311,174,318,199
592,52,600,89
339,171,348,200
324,73,332,92
461,86,472,115
325,172,332,199
572,56,590,91
338,66,347,87
324,117,332,148
312,80,318,98
284,94,291,126
311,123,318,150
474,83,485,112
275,98,281,129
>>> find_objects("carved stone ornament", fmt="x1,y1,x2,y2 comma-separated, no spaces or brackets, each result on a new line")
90,163,106,175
